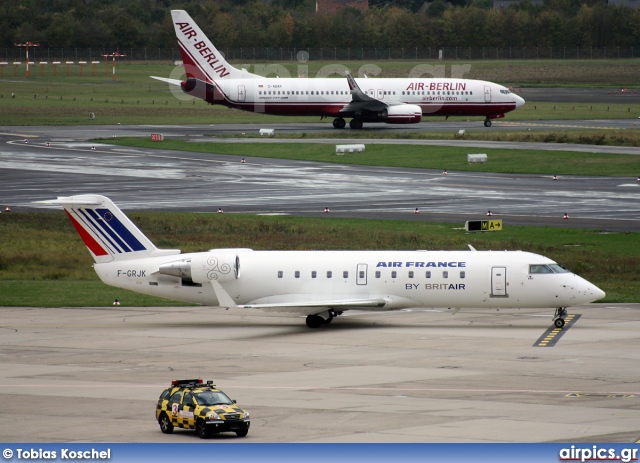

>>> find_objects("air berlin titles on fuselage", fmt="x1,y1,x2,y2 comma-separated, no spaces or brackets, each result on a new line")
406,82,467,91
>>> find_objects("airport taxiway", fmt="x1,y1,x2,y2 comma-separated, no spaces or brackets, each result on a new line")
1,124,639,231
1,304,639,443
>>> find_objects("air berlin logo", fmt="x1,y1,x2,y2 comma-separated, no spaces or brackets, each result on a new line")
176,22,230,78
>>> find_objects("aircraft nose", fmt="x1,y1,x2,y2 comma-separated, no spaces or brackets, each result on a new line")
514,94,525,108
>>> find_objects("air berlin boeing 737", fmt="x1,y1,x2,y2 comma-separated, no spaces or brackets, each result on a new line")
41,195,604,329
152,10,525,129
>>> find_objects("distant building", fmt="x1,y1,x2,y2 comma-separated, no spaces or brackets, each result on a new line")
316,0,369,13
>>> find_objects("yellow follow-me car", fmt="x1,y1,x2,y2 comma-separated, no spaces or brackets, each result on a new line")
156,379,250,438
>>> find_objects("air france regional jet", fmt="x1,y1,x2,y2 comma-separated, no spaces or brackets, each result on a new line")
152,10,525,129
42,195,604,329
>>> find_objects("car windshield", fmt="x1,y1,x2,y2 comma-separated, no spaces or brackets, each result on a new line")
194,390,234,406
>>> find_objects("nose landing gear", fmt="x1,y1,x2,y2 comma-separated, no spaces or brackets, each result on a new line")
553,307,568,328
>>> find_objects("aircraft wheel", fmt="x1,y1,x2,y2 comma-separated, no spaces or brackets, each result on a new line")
305,315,323,328
349,118,363,130
333,118,346,129
484,119,492,127
554,318,565,328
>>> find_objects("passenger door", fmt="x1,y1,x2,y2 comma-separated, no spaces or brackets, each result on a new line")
491,267,507,297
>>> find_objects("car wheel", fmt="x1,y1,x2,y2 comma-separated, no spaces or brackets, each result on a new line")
159,413,174,434
236,429,248,437
196,419,210,439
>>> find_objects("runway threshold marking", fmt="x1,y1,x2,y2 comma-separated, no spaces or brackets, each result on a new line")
533,314,581,347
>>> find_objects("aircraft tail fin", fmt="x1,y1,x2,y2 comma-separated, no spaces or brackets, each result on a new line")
171,9,249,82
39,195,180,264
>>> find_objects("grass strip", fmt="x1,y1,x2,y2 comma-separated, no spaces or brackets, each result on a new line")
1,211,638,306
102,138,640,177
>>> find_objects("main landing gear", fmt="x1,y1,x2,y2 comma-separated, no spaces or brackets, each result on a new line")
484,118,492,127
333,117,346,129
305,310,343,328
349,118,363,130
553,307,568,328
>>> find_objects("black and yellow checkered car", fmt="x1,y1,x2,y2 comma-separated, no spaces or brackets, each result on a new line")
156,379,250,438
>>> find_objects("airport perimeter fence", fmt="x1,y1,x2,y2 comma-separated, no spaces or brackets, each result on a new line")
2,46,638,63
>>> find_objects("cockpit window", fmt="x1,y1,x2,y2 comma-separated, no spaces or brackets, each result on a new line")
549,264,570,273
500,89,510,94
530,264,570,274
529,264,553,274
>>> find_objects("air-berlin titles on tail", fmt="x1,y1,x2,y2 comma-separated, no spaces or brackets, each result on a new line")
176,21,230,78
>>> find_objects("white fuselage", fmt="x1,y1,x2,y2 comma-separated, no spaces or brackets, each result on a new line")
94,249,603,314
199,76,523,119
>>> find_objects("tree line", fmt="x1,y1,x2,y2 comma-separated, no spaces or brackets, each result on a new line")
1,0,639,51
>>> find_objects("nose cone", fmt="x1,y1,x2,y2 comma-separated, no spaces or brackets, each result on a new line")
514,94,525,108
576,278,606,304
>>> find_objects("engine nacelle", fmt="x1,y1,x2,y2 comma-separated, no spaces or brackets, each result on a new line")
158,252,240,284
382,104,422,124
180,78,220,104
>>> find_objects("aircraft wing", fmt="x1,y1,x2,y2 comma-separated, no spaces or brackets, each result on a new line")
341,71,404,113
210,281,386,315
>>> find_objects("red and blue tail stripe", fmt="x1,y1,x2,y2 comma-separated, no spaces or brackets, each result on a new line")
66,207,147,257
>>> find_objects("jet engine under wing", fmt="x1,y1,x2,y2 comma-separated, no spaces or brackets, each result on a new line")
341,71,422,124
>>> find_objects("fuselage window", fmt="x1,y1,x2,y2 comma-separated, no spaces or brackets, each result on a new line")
277,271,283,278
311,271,317,278
443,271,449,279
375,271,381,278
343,271,348,278
359,271,365,279
408,271,414,278
426,271,431,278
295,270,300,278
327,271,332,278
402,91,405,95
460,271,466,279
391,271,397,278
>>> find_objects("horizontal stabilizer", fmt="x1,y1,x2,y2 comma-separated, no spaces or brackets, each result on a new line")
150,76,182,86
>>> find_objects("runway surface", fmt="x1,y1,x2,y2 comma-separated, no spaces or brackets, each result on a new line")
1,124,639,231
1,304,639,443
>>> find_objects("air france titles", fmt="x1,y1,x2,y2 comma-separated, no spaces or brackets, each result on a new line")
376,261,466,268
175,22,229,78
377,261,466,291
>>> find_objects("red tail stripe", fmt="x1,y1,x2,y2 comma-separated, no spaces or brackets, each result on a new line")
65,209,108,257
